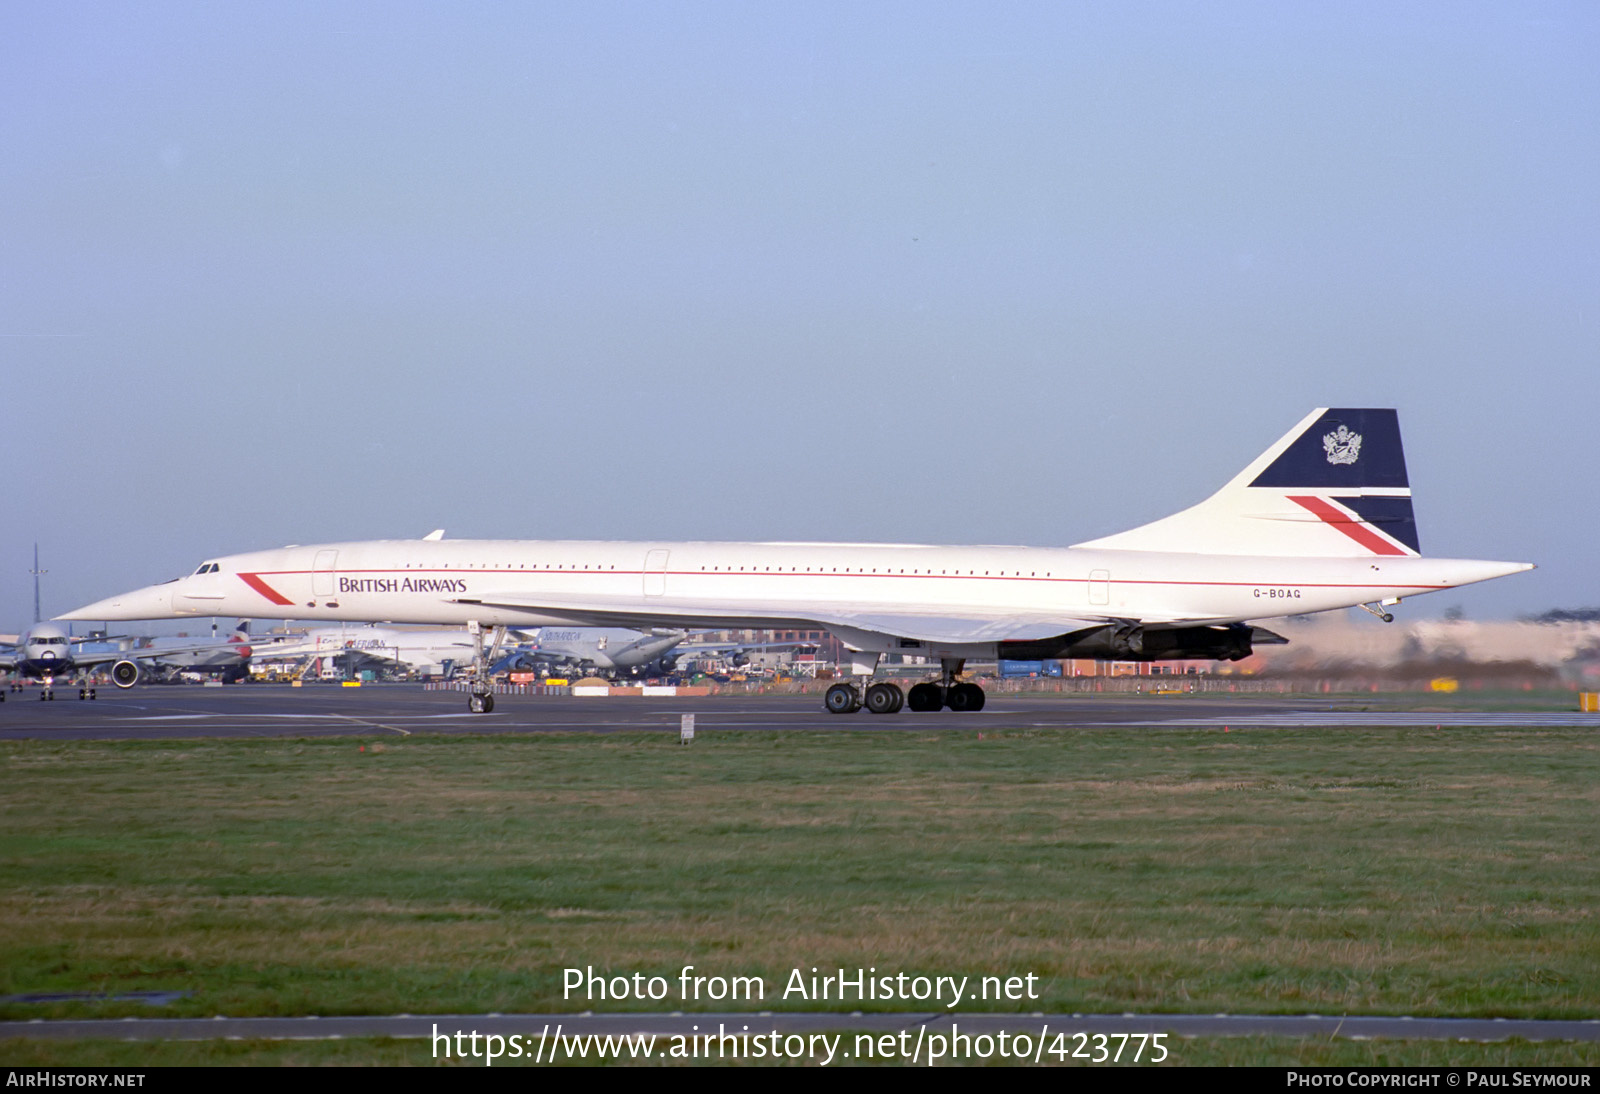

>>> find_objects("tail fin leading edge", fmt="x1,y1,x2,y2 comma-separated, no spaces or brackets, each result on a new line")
1074,408,1422,557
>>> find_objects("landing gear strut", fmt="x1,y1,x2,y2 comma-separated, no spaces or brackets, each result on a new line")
465,622,507,714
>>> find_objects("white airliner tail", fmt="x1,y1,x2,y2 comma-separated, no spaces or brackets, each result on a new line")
1074,408,1422,558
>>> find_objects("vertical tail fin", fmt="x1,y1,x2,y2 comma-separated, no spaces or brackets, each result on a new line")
1074,408,1421,557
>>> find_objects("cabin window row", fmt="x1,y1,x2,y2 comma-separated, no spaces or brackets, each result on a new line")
379,563,1057,577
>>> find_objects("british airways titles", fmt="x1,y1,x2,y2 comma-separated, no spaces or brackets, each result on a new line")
337,576,469,595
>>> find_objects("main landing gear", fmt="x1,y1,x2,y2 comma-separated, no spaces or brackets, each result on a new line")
823,658,986,715
906,681,985,711
824,680,906,714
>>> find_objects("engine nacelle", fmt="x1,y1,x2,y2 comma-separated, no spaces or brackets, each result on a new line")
1000,624,1286,663
111,660,141,688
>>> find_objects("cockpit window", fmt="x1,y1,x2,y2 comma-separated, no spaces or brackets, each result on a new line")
194,562,219,575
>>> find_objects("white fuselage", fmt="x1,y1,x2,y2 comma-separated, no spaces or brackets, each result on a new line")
62,538,1526,660
9,624,81,681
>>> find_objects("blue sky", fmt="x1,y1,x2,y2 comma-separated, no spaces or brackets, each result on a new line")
3,2,1595,625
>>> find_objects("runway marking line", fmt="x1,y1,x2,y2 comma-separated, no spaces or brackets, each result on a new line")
336,716,410,737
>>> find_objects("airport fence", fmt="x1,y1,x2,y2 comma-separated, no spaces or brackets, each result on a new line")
422,681,571,696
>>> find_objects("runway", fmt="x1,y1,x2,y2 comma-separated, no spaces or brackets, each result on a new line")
0,684,1591,739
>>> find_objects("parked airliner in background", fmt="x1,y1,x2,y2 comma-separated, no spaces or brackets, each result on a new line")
250,624,478,679
123,620,253,683
495,628,817,679
61,409,1532,714
499,627,689,679
2,622,251,699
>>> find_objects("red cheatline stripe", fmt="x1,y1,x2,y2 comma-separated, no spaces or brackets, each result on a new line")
1288,496,1408,556
238,572,294,606
237,566,1446,591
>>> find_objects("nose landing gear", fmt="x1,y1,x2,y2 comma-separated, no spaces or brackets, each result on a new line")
464,622,507,714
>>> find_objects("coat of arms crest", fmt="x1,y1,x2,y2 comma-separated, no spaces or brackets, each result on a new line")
1323,425,1362,465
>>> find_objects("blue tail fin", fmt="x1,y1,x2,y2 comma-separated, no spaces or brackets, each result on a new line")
1248,409,1409,490
1075,408,1421,557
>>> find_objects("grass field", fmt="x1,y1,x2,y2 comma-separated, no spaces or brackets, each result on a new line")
2,724,1596,1065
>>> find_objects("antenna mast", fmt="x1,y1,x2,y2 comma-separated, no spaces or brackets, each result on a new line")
30,543,46,623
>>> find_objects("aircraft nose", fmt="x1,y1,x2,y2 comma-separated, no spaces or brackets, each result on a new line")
57,581,176,621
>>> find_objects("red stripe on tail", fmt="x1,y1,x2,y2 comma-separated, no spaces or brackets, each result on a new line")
1288,496,1409,556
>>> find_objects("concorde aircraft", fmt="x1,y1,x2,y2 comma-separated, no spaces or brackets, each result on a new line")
60,409,1533,714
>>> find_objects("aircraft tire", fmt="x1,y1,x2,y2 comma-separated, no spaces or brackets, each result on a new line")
468,692,495,714
824,683,859,715
906,683,944,712
946,683,986,712
865,682,903,715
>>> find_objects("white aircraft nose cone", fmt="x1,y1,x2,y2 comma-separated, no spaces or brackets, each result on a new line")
57,582,176,621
